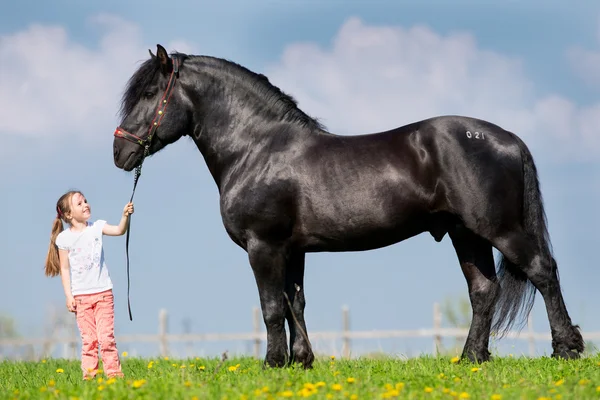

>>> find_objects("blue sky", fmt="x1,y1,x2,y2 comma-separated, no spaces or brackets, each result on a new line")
2,0,600,359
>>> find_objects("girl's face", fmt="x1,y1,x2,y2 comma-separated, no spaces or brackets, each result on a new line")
69,192,91,223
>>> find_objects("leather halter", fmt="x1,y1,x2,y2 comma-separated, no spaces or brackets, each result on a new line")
114,56,181,152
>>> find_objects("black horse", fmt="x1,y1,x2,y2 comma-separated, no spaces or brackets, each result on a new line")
112,45,583,368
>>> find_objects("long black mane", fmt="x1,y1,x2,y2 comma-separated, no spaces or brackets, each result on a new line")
119,52,326,131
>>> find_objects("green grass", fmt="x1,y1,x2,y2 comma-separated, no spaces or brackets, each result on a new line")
1,353,600,399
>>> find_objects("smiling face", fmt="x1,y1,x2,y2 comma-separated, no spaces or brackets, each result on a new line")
68,192,91,224
113,44,190,171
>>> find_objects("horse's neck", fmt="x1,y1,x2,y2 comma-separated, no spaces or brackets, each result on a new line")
184,61,318,189
190,103,308,191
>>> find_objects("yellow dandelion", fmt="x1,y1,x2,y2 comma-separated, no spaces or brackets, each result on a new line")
254,389,262,396
326,395,334,400
180,364,186,369
424,387,433,393
106,378,116,385
454,377,461,383
438,373,445,379
442,388,451,394
48,380,55,387
56,368,64,374
332,383,343,391
198,365,205,370
350,395,358,400
184,381,192,387
281,390,294,397
471,367,480,372
579,379,590,385
537,397,551,400
228,363,240,372
97,377,104,383
97,385,105,391
330,355,335,360
502,384,510,388
132,379,146,388
147,361,154,369
382,390,400,398
333,371,340,376
597,386,600,392
555,395,563,400
316,382,326,388
450,356,460,363
459,393,470,399
122,351,128,357
450,391,458,397
298,387,315,397
164,356,169,360
395,383,405,391
262,386,270,392
240,395,248,400
41,359,47,363
554,379,565,386
39,386,47,393
347,377,356,384
491,394,502,400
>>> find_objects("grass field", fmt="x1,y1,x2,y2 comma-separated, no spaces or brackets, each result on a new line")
1,353,600,399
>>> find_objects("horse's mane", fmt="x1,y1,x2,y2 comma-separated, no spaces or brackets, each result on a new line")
119,52,326,131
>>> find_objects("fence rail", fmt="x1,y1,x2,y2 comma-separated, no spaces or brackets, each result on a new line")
2,303,599,360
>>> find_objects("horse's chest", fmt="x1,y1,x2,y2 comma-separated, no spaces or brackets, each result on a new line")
219,183,295,238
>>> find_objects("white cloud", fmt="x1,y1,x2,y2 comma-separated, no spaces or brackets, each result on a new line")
265,17,600,163
0,15,195,146
566,16,600,88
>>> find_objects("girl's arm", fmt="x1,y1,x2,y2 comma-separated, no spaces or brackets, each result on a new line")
59,248,76,312
102,202,134,236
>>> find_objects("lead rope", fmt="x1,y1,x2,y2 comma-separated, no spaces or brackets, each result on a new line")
125,144,149,321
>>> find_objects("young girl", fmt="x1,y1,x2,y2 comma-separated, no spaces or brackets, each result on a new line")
44,190,134,380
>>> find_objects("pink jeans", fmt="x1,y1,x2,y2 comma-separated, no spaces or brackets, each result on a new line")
74,289,123,379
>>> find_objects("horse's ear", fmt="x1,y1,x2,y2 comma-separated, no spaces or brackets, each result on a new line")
148,49,156,59
156,44,173,75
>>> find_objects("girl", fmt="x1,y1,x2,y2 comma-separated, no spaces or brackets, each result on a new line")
44,190,134,380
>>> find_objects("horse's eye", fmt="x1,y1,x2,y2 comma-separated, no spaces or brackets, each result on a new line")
143,91,155,99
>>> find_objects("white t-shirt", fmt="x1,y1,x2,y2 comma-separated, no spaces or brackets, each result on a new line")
55,220,114,296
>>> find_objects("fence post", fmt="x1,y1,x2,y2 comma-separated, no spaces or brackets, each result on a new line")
341,306,350,359
433,302,442,355
159,308,168,357
253,307,261,359
527,313,535,357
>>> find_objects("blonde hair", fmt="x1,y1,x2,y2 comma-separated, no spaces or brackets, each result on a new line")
44,190,82,277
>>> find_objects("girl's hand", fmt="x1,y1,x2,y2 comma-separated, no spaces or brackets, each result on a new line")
66,295,76,313
123,202,134,217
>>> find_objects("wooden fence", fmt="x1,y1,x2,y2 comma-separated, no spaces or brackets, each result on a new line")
1,303,599,361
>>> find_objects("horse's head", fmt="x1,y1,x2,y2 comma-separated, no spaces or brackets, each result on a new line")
113,44,190,171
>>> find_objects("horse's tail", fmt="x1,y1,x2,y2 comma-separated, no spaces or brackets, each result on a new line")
491,134,552,336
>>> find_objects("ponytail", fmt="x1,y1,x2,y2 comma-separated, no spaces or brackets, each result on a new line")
45,217,64,277
44,190,81,277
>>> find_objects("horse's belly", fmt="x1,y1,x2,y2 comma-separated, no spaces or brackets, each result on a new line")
295,194,429,252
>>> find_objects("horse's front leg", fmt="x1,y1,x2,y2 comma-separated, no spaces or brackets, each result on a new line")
248,238,289,368
285,251,314,369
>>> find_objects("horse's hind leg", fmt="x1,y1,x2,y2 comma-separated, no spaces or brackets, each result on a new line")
284,251,314,368
449,225,499,363
494,233,584,359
